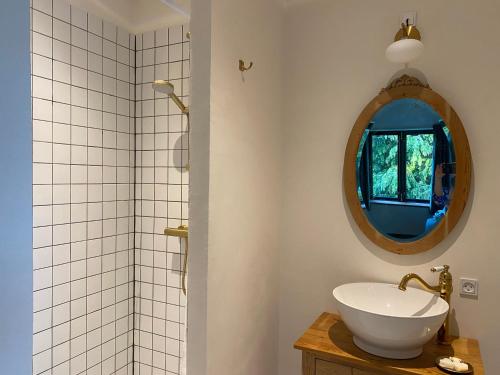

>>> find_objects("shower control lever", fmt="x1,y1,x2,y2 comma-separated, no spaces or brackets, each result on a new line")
164,225,189,295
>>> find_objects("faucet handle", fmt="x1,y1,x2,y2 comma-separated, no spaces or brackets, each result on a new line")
431,265,450,273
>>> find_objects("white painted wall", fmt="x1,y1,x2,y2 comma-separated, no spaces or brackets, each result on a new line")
189,0,283,374
190,0,500,373
186,0,211,373
206,0,283,373
279,0,500,373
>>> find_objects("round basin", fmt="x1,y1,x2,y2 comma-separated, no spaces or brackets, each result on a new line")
332,282,449,359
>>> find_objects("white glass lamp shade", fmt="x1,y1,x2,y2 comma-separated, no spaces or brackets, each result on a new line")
385,38,424,64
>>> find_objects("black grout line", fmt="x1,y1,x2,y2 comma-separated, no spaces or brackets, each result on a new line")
31,95,134,120
68,6,73,373
151,31,158,375
34,330,134,369
99,14,105,374
31,67,137,91
131,32,138,375
164,27,172,373
49,2,55,372
33,137,189,150
136,31,144,373
84,11,89,373
114,24,118,374
33,302,135,339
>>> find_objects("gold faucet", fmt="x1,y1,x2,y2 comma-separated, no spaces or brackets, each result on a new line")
398,265,453,344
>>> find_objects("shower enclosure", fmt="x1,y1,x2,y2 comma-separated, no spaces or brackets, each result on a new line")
30,0,190,373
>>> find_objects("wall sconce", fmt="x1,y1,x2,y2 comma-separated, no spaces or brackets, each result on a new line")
385,20,424,64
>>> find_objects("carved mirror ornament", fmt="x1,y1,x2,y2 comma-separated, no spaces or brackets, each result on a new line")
380,74,430,92
344,75,471,254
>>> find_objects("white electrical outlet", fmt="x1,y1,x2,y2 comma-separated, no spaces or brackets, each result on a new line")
401,11,417,26
460,278,479,297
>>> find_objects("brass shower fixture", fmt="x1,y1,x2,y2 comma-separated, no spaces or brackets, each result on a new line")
152,80,189,115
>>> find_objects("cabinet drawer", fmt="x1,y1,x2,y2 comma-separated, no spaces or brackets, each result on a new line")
352,369,379,375
316,360,352,375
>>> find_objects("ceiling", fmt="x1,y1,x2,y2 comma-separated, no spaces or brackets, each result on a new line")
69,0,190,34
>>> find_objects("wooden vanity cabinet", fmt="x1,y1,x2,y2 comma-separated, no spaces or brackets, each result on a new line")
295,313,484,375
303,352,381,375
315,359,352,375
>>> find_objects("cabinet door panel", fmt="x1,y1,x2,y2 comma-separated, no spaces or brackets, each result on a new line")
352,369,380,375
316,360,352,375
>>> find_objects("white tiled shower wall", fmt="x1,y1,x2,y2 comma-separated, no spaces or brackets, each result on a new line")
31,0,136,373
31,0,189,374
133,28,190,375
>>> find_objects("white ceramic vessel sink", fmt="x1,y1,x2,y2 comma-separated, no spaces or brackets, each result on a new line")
332,282,449,359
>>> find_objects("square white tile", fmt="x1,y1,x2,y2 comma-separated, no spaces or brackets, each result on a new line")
53,18,70,43
71,6,87,30
33,32,52,58
33,10,52,36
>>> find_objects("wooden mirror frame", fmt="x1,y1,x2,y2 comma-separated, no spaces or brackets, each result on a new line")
343,75,472,254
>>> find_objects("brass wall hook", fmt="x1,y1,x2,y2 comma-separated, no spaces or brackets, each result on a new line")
239,59,254,72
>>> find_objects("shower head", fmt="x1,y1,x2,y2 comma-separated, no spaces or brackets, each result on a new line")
152,80,175,95
152,80,189,114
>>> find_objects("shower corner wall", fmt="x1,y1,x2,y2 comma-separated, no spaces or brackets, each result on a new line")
133,24,190,375
31,0,190,373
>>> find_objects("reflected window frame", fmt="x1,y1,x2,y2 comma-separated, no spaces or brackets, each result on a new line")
362,128,435,204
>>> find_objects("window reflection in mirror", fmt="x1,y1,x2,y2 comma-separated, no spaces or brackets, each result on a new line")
356,99,456,242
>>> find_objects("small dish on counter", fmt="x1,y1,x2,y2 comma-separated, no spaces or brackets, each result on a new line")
436,356,473,374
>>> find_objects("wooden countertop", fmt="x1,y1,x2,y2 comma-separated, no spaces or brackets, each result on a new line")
294,312,484,375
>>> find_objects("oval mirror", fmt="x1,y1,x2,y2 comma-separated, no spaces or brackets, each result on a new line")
344,75,471,254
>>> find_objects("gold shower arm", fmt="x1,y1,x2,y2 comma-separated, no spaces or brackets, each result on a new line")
170,94,189,115
164,225,188,238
